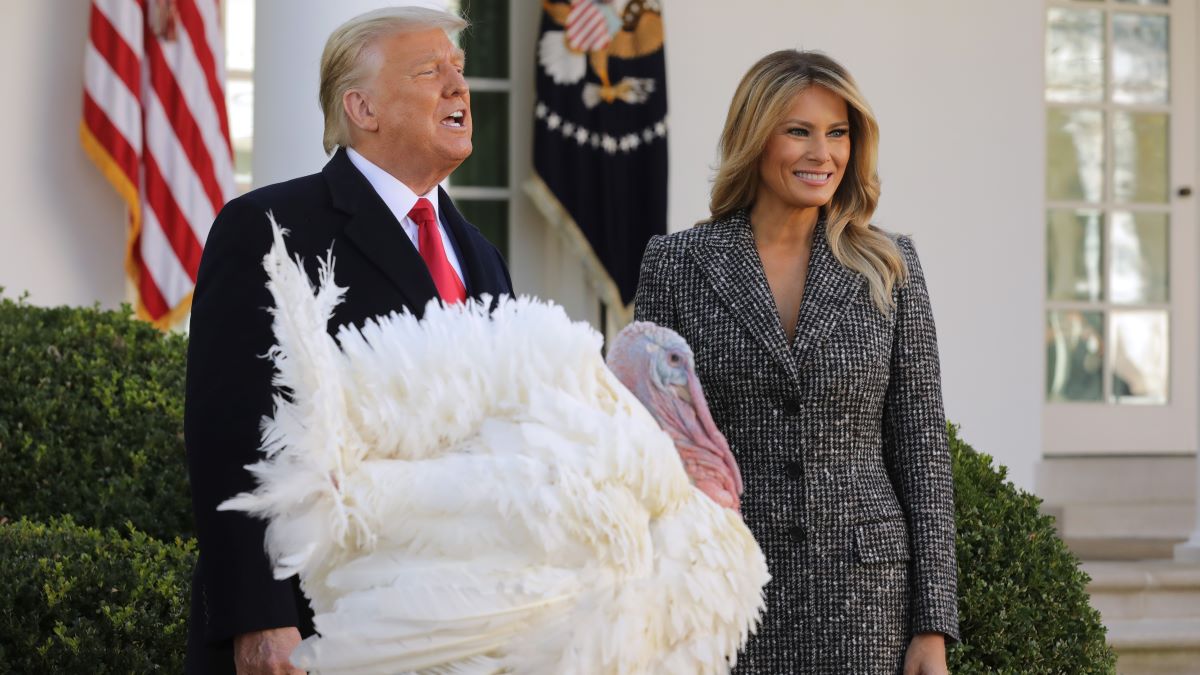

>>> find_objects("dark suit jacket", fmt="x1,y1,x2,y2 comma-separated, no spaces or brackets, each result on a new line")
634,209,957,674
183,148,513,673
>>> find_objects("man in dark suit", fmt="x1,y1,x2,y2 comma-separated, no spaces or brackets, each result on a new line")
183,7,512,674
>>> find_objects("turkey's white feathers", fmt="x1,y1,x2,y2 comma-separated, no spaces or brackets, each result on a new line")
220,219,769,674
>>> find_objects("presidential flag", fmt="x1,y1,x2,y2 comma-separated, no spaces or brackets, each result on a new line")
81,0,236,329
527,0,667,313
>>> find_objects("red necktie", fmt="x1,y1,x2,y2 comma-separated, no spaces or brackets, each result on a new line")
408,198,466,304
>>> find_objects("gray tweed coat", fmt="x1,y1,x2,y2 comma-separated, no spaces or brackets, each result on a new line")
633,209,959,674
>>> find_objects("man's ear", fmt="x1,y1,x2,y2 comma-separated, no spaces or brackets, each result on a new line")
343,89,379,133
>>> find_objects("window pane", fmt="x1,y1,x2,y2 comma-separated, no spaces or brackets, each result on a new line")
1110,211,1169,304
224,0,255,72
460,0,509,79
1047,108,1104,202
1046,8,1105,103
226,78,253,184
1047,209,1103,302
1113,111,1168,204
1111,311,1168,404
455,199,508,259
1047,310,1105,402
1112,13,1169,104
453,92,509,187
224,0,254,189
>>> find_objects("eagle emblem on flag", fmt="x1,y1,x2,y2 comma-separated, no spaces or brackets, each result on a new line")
538,0,664,108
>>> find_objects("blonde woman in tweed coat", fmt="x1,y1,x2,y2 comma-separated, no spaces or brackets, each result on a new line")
633,51,959,673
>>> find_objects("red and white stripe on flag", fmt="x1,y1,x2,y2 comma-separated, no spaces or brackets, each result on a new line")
566,0,613,52
81,0,235,329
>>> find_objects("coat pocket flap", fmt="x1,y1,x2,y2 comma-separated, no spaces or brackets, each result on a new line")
854,519,911,564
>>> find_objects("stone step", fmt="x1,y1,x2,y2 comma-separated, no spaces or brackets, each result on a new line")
1085,561,1200,621
1037,456,1195,505
1083,562,1200,674
1069,537,1185,561
1058,504,1195,540
1036,456,1196,550
1106,619,1200,675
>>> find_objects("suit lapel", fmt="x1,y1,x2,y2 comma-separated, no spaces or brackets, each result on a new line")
323,149,439,311
438,187,506,299
790,222,865,372
688,211,803,389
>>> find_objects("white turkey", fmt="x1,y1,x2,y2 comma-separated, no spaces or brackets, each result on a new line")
220,218,769,674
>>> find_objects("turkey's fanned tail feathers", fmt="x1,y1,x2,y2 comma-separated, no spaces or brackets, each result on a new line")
219,215,769,674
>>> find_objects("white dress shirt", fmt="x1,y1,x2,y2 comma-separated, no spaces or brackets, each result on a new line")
346,147,465,284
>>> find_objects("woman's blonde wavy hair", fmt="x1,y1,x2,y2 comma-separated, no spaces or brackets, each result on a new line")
709,50,906,313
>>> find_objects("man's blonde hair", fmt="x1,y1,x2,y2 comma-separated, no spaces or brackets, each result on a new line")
710,50,907,313
318,7,468,154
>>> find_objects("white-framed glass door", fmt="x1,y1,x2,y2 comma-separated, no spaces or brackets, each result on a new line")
1043,0,1198,455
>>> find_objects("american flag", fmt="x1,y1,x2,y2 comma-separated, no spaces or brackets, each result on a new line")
81,0,235,329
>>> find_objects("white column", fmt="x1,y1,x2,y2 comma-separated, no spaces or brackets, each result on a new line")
1175,0,1200,565
1180,459,1200,562
1177,382,1200,560
1178,165,1200,561
251,0,451,188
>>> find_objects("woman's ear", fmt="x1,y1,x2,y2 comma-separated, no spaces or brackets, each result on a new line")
342,89,378,133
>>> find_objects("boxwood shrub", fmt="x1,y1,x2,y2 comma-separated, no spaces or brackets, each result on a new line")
0,516,195,672
948,424,1116,673
0,295,192,540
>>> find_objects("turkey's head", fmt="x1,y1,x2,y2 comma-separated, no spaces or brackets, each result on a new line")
606,321,744,511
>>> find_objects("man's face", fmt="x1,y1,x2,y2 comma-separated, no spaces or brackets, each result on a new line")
361,28,471,186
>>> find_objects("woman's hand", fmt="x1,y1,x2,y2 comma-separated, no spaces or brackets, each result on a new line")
903,632,948,675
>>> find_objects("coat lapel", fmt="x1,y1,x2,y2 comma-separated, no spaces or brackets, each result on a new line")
790,222,865,372
323,149,439,311
688,210,803,389
438,187,506,299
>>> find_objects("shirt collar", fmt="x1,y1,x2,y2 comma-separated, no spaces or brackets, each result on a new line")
346,147,440,222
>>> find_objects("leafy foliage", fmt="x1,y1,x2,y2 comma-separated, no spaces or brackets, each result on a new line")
0,517,195,673
0,296,192,540
948,424,1116,674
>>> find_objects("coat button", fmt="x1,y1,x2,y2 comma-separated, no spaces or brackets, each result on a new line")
788,525,806,543
782,399,802,416
784,461,802,480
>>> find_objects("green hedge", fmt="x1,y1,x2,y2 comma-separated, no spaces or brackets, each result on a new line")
0,516,195,672
0,296,192,541
948,424,1116,673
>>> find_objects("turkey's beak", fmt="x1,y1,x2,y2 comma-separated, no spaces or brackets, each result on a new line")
672,374,744,506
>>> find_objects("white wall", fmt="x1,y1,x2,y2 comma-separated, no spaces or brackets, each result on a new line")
0,2,127,309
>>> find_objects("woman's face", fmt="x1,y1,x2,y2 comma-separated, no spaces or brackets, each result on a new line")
756,85,851,214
